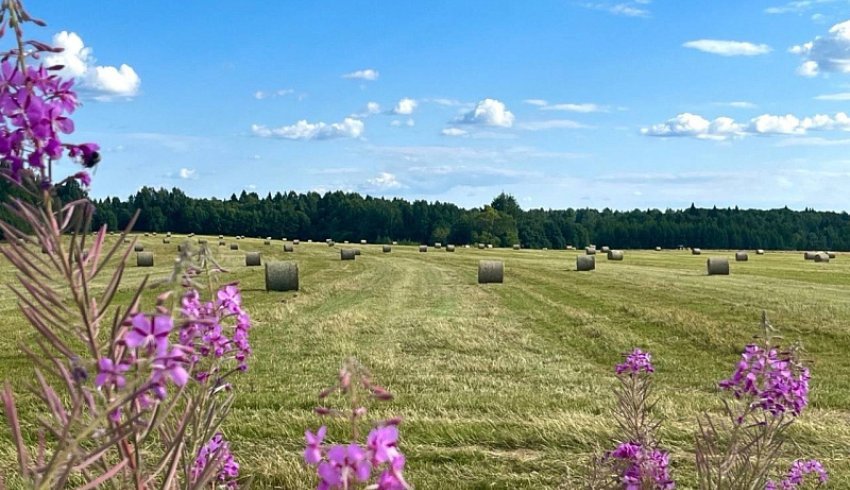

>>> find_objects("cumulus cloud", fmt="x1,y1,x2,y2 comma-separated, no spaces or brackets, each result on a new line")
254,89,294,100
178,168,197,180
459,98,515,127
791,20,850,76
441,127,468,137
46,31,140,99
525,99,607,112
683,39,772,56
342,68,379,80
642,111,850,139
367,102,381,114
251,117,364,140
367,172,403,189
392,98,418,115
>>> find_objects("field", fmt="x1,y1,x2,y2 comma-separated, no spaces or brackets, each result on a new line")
1,237,850,489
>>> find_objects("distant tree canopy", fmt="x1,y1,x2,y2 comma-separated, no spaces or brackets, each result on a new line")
65,187,850,250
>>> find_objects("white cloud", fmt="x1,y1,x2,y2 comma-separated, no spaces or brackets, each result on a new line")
523,99,549,107
683,39,772,56
542,102,606,113
459,98,515,127
441,127,468,137
390,119,415,127
815,92,850,100
342,68,379,80
791,20,850,76
47,31,140,99
367,172,403,189
720,101,758,108
517,119,588,130
766,0,837,14
581,2,650,17
178,168,197,180
254,89,294,100
367,102,381,114
392,98,418,115
251,117,364,140
642,111,850,139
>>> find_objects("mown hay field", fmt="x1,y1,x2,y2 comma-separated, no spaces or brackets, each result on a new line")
1,236,849,489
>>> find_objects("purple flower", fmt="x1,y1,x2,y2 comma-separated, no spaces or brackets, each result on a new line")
318,444,371,489
94,357,130,390
376,455,408,490
73,171,91,187
151,347,190,387
766,459,828,489
217,285,243,314
192,433,240,488
367,425,402,465
606,442,675,490
616,348,655,376
125,313,173,355
304,426,327,465
719,344,810,417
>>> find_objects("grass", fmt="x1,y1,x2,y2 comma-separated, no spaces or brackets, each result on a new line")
1,237,850,488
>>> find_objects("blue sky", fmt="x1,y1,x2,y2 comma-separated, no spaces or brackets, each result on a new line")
30,0,850,210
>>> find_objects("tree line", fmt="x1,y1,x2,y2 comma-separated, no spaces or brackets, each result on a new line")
62,186,850,251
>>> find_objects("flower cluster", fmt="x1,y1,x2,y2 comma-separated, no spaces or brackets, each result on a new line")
0,60,99,186
606,442,675,490
765,459,828,489
616,348,655,376
178,284,253,379
192,433,240,488
305,424,408,490
719,344,810,417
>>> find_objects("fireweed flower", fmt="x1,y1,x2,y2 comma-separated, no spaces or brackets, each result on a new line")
304,426,327,465
616,348,655,376
719,344,810,417
192,433,240,488
318,444,371,489
216,284,243,314
607,442,675,490
376,455,407,490
367,425,402,464
94,357,130,390
124,313,173,355
765,459,828,490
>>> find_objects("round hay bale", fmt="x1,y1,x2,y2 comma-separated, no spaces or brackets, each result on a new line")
354,249,361,256
815,253,830,263
308,239,313,243
419,245,427,253
435,242,442,249
707,257,730,275
735,251,748,262
144,233,149,237
162,238,170,244
601,246,610,253
152,232,157,236
245,252,261,267
585,247,596,255
326,238,333,243
446,245,456,252
655,246,662,251
513,244,520,250
828,251,837,259
166,232,171,237
230,243,239,250
189,233,195,238
344,240,349,244
198,239,207,245
328,241,335,247
576,255,595,271
360,239,367,245
340,249,356,260
265,261,299,292
487,244,493,249
756,249,765,255
219,235,224,239
804,251,817,260
284,244,294,252
382,245,391,253
123,238,130,244
293,240,300,245
692,248,702,255
136,252,154,267
134,244,144,252
478,260,504,284
177,244,184,252
566,245,575,250
478,243,485,249
264,240,271,245
392,241,398,245
219,240,226,246
607,250,624,261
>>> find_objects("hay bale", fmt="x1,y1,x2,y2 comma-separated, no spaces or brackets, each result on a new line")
487,244,493,249
815,253,830,263
446,245,456,252
354,249,361,256
144,233,149,237
601,246,610,253
123,238,130,244
756,249,765,255
382,245,391,253
219,235,224,239
585,247,596,255
576,255,595,271
136,252,154,267
828,251,837,259
219,240,226,246
361,239,367,245
177,244,184,252
341,249,356,260
328,241,335,247
392,241,398,245
293,240,300,245
265,261,299,292
162,238,170,244
198,239,207,245
245,252,261,267
134,244,144,252
284,244,294,252
804,251,817,260
707,257,730,275
607,250,624,261
692,248,702,255
435,242,442,249
308,239,313,243
166,232,171,237
419,245,427,253
655,246,662,251
478,260,504,284
735,251,748,262
344,240,349,244
230,243,239,250
264,240,271,245
478,243,485,249
566,245,575,250
513,244,520,250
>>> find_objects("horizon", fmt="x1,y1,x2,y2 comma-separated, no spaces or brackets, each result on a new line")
30,0,850,211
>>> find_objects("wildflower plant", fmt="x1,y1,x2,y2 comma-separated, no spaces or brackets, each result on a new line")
304,358,411,490
0,2,251,487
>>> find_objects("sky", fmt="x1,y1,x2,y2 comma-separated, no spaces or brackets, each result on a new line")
24,0,850,211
